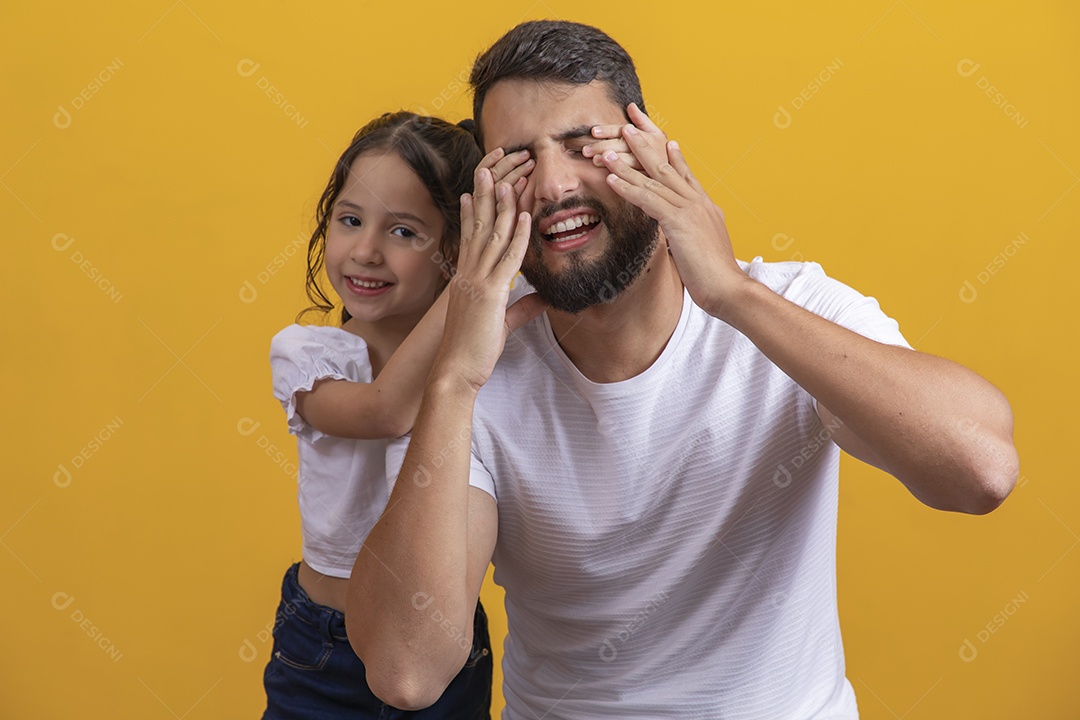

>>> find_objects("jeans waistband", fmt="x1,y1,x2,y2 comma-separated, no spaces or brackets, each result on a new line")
279,562,349,641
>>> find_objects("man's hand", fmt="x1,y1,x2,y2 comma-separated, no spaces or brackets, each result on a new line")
436,150,547,392
600,102,748,321
582,124,643,170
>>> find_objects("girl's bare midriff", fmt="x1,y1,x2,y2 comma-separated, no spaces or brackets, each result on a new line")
298,559,350,613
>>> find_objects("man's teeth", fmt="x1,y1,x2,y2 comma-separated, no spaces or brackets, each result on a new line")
545,213,600,238
349,278,390,289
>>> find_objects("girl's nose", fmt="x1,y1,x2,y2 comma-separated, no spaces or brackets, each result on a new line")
349,231,383,265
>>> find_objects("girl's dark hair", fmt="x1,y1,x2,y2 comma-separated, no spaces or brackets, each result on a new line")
469,20,645,148
300,112,482,324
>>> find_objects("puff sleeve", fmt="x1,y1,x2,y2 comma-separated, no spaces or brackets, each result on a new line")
269,324,372,442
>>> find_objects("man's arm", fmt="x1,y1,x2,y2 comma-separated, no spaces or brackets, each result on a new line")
346,382,497,709
718,280,1016,514
601,104,1018,514
346,153,546,709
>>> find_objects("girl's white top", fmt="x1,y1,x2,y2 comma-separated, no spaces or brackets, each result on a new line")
269,277,534,578
270,324,387,578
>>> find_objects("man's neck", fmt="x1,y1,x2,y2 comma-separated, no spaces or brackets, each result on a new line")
546,246,685,384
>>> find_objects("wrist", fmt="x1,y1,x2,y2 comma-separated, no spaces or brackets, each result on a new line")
702,271,760,326
427,362,481,403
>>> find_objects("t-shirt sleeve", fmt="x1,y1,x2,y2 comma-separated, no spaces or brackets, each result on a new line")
269,324,371,443
743,259,912,415
752,259,912,349
385,435,497,501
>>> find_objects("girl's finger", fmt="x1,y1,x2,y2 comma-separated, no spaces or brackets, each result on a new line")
476,147,506,170
490,149,531,182
480,182,519,270
471,166,497,248
498,157,535,187
496,211,532,284
457,193,475,270
513,175,528,197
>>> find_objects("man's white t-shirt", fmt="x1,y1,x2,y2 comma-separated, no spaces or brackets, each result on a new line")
390,259,910,719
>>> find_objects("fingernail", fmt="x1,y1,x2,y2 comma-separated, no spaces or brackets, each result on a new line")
497,183,508,199
669,140,680,150
624,126,638,136
604,150,618,161
461,194,471,206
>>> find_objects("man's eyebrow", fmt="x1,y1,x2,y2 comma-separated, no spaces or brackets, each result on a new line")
503,125,598,155
555,125,596,143
335,200,431,227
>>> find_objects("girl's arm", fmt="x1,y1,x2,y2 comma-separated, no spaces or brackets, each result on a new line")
293,290,449,439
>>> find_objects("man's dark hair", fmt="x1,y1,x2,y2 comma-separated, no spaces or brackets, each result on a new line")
469,20,645,147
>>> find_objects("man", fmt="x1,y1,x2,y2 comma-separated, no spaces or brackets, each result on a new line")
346,20,1017,719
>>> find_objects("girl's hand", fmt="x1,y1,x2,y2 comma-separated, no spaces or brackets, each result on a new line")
582,124,644,171
476,147,534,199
600,102,746,321
435,166,546,391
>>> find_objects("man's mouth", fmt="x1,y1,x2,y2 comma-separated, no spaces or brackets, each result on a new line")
541,212,601,243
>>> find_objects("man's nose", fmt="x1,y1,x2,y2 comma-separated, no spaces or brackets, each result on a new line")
528,151,582,207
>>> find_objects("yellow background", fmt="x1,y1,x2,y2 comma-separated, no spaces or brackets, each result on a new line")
3,1,1077,717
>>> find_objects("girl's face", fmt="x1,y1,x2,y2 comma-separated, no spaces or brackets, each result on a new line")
325,150,448,334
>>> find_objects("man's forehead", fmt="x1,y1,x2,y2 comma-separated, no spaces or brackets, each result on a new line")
480,79,625,149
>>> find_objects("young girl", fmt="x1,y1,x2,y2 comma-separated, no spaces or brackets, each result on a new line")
262,111,529,719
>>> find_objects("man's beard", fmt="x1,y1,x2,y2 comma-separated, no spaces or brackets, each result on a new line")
522,196,660,314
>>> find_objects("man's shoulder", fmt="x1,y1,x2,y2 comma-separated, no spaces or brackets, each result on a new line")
737,257,827,291
489,314,552,379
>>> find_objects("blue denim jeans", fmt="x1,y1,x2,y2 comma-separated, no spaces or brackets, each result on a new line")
262,563,492,719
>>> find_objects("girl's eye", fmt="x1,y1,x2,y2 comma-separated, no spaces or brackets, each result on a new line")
391,226,417,240
339,215,361,227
